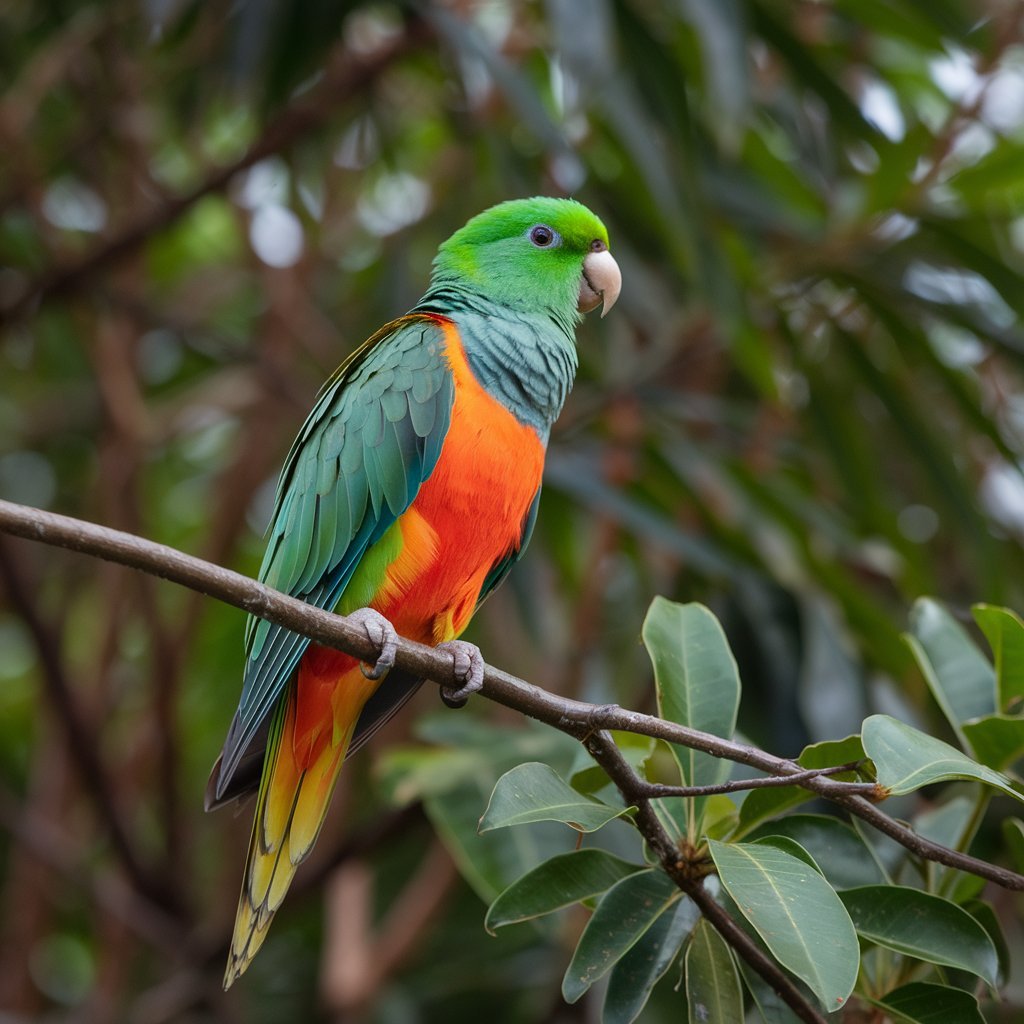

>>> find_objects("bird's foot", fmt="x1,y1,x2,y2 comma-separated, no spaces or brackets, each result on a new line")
347,607,398,680
436,640,485,708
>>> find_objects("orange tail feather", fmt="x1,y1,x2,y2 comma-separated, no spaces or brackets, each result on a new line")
224,652,376,988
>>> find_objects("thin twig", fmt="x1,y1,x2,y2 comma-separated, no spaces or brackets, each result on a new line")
629,762,875,799
683,879,826,1024
581,731,826,1023
2,497,1023,901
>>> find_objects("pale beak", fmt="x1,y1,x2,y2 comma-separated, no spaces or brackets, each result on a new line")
578,249,622,318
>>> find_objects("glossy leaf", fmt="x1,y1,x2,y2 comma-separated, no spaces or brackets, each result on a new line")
736,958,802,1024
840,885,999,985
871,982,985,1024
748,814,886,890
751,834,823,874
642,598,741,791
973,603,1024,710
1003,817,1024,872
485,849,643,932
426,784,571,904
479,762,632,833
961,714,1024,771
604,896,698,1024
708,839,858,1010
684,917,743,1024
965,899,1011,988
561,869,681,1003
906,598,995,746
863,714,1022,801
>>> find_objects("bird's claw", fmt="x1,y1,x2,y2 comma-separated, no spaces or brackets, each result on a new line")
436,640,485,709
347,607,398,680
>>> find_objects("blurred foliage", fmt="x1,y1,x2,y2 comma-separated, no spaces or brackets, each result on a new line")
2,0,1024,1020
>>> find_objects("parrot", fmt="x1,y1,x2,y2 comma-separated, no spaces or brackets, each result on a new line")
206,196,621,987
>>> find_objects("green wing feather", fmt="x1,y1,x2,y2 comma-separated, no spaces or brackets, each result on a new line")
214,315,454,801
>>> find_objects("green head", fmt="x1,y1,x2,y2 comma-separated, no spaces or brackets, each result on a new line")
430,197,621,321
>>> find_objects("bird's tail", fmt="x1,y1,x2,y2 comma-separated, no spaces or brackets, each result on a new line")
224,653,376,988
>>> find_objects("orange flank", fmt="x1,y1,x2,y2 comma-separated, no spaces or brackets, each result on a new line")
390,314,547,642
225,315,547,985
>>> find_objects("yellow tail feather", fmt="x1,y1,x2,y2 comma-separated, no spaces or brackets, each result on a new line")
223,681,357,989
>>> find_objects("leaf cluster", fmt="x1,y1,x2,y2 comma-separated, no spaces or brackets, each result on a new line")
456,597,1024,1022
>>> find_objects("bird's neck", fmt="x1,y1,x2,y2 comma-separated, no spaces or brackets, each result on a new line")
412,287,578,439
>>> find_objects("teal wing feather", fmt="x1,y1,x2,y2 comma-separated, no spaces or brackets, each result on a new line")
213,314,454,801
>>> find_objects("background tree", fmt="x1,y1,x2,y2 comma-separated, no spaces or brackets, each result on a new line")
2,0,1024,1020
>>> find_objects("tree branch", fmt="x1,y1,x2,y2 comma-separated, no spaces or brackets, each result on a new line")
580,730,827,1024
1,496,1022,894
626,762,876,799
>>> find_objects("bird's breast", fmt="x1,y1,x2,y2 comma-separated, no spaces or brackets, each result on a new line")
381,316,546,641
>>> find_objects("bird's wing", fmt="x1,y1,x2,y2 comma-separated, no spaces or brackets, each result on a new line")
212,313,455,802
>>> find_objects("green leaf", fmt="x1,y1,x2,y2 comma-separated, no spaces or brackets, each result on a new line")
961,714,1024,771
913,795,977,850
378,745,497,807
870,982,985,1024
973,603,1024,711
906,598,995,746
751,835,823,874
643,598,741,789
484,849,644,932
964,899,1010,987
748,815,885,890
839,885,999,985
737,735,866,834
377,715,577,806
707,839,858,1010
561,869,681,1003
1003,817,1024,872
569,730,655,796
642,598,740,838
736,958,802,1024
426,783,571,904
862,714,1022,801
479,763,633,833
975,602,1024,701
604,897,698,1024
684,917,743,1024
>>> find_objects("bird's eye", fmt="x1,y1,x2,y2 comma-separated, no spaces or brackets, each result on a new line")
529,224,559,248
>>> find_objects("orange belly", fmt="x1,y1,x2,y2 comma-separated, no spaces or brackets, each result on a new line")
294,315,546,753
383,315,546,642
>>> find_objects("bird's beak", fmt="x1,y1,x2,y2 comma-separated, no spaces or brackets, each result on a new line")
578,249,622,318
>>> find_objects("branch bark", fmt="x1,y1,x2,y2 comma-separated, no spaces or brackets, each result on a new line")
1,498,1022,894
2,497,1023,1023
580,730,827,1024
